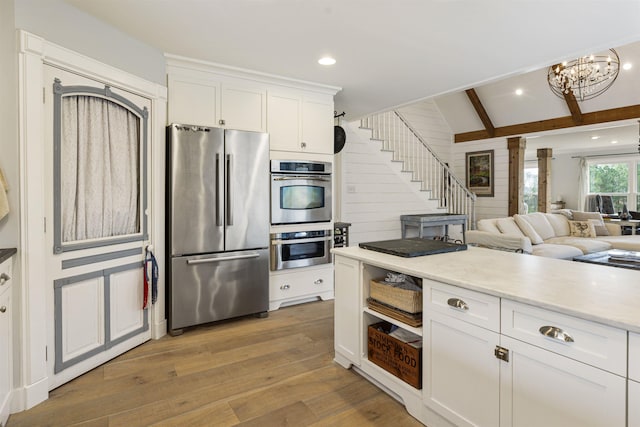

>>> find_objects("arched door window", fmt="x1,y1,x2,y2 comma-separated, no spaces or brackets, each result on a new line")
52,78,148,253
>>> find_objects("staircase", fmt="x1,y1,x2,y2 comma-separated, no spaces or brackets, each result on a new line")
360,110,476,229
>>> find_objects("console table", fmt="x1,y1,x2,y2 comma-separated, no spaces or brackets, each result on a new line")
609,219,640,235
400,213,467,242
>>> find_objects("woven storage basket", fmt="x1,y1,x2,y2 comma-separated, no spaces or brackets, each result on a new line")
370,278,422,313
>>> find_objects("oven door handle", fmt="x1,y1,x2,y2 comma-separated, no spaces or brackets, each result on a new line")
272,176,331,182
271,236,332,245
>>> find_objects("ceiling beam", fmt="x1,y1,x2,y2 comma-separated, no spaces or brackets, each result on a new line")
454,104,640,143
562,89,583,125
465,88,496,137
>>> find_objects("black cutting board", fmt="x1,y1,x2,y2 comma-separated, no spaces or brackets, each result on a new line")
359,238,467,258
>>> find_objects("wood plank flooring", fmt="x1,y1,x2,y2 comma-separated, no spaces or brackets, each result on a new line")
7,300,424,427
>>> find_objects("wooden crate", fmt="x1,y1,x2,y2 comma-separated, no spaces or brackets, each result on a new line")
367,322,422,389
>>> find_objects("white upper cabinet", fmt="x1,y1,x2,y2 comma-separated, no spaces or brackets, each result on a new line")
267,91,334,154
166,55,340,151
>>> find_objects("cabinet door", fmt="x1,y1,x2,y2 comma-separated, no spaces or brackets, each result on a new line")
267,92,302,152
333,255,361,367
302,97,334,154
221,85,266,132
167,76,220,127
423,310,500,427
499,335,625,427
629,380,640,427
0,289,11,425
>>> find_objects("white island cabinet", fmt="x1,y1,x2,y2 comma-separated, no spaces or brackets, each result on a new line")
0,252,14,427
332,246,640,427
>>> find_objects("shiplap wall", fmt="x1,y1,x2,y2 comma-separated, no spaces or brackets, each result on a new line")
337,98,513,245
337,99,463,246
451,138,511,221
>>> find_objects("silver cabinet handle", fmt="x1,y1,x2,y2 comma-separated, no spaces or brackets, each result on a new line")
314,279,323,285
447,297,469,311
0,273,9,286
539,325,575,343
0,306,6,313
280,284,290,290
300,141,307,149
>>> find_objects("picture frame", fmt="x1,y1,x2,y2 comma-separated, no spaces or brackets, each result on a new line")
466,150,494,197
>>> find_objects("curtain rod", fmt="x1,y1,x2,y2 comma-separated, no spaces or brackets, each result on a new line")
571,152,639,159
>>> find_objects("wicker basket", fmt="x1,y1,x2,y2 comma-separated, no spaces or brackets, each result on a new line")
370,278,422,313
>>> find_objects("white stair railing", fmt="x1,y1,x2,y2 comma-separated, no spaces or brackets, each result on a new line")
361,110,476,229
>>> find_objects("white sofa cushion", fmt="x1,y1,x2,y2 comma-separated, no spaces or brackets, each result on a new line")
496,218,525,237
513,214,544,244
597,235,640,251
518,212,556,240
545,213,570,237
546,236,612,254
531,243,583,259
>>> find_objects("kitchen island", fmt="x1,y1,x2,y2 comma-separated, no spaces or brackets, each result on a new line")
332,245,640,427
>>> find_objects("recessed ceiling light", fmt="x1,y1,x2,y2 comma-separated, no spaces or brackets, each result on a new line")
623,63,633,70
591,136,600,140
611,140,618,144
515,88,523,96
318,57,336,66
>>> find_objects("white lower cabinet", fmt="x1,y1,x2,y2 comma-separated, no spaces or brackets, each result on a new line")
499,335,625,427
424,311,500,427
0,257,13,427
333,256,633,427
269,264,334,311
333,256,361,367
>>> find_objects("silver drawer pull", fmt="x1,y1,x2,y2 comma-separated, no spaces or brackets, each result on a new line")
280,284,290,290
539,325,574,343
314,279,323,285
0,273,9,286
0,306,6,313
447,297,469,311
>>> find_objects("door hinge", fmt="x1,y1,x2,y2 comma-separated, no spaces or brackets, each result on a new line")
495,345,509,362
45,345,48,361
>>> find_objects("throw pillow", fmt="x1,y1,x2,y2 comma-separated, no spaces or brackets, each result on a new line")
513,214,544,244
496,218,525,237
572,211,609,236
568,220,597,238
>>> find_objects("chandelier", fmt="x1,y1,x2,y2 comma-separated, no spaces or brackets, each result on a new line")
547,49,620,101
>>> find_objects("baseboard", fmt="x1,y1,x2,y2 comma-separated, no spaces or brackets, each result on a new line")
151,318,167,339
12,377,48,412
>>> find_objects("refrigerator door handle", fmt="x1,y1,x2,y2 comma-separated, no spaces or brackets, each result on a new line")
186,253,260,265
216,153,223,226
226,153,233,226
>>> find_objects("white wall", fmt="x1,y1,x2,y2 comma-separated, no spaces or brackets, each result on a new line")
338,122,446,246
452,138,511,221
14,0,165,86
397,99,452,165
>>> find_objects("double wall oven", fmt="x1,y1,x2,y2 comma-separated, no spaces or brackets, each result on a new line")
270,160,333,271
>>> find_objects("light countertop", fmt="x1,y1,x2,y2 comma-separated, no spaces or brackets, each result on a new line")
332,245,640,333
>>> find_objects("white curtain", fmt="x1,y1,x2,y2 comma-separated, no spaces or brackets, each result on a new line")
578,157,589,211
61,95,140,242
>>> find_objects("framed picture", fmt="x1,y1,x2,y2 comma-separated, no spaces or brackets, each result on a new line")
466,150,494,197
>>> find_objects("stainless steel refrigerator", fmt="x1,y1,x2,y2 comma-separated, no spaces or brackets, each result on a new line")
166,124,270,334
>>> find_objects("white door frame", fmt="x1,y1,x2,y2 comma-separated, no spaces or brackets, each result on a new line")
16,30,167,411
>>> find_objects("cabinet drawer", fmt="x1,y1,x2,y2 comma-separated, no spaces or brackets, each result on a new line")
0,258,12,297
423,279,500,332
501,300,626,376
630,332,640,381
270,267,333,301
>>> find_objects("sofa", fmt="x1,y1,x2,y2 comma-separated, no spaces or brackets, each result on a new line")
466,210,640,259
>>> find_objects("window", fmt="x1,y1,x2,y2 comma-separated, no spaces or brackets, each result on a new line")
53,78,149,253
523,165,538,213
587,157,639,213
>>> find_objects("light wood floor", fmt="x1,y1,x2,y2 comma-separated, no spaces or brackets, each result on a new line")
7,300,424,427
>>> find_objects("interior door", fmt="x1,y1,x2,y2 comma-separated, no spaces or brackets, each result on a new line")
44,65,152,389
